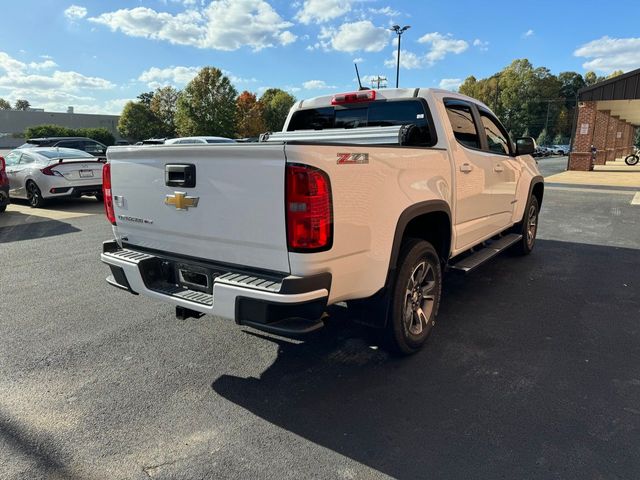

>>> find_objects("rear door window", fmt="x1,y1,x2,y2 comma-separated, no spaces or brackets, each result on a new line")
5,152,21,166
444,100,481,149
287,99,436,146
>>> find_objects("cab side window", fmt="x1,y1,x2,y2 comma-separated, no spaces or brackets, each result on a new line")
444,100,480,149
83,141,106,154
479,111,511,155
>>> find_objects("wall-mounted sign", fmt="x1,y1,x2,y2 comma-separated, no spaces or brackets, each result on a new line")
616,131,622,138
580,123,589,135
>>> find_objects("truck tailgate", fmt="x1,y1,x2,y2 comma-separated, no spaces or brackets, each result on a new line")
107,143,290,273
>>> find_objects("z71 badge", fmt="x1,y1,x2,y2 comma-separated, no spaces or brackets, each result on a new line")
337,153,369,165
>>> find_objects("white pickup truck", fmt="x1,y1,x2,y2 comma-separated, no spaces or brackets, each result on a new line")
101,88,543,354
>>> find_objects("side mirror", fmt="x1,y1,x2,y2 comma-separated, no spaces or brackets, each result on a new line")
515,137,536,156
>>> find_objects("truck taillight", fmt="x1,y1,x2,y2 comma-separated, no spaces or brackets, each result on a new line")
285,164,333,252
102,162,116,225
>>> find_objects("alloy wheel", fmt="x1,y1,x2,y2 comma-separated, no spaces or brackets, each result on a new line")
403,260,437,336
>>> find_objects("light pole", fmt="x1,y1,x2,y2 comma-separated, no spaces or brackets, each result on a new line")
390,25,410,88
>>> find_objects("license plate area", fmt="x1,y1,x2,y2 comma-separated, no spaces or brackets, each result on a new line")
79,169,94,178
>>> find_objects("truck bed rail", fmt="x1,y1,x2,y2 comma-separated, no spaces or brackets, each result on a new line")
259,125,412,145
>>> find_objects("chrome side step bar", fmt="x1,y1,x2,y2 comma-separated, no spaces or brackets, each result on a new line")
449,234,522,273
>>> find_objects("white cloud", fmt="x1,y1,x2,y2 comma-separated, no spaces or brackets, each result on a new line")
353,57,364,63
574,36,640,73
89,1,296,52
473,38,489,51
64,5,87,20
296,0,352,24
438,78,462,91
0,50,115,112
321,21,389,53
384,50,423,69
138,65,257,89
523,29,534,38
138,66,200,88
302,80,336,90
418,32,468,65
369,6,400,17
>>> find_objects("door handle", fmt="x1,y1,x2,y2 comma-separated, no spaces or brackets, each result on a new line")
494,163,504,172
459,163,473,173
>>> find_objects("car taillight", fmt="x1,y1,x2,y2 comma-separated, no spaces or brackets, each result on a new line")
331,90,376,105
0,156,5,172
285,164,332,252
40,165,63,176
102,162,116,225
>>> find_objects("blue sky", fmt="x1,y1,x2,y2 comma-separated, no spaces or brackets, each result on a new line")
0,0,638,114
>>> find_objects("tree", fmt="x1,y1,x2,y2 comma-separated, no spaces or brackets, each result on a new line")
584,71,600,86
174,67,237,137
260,88,296,132
537,128,551,146
14,99,30,111
235,91,266,138
137,91,154,107
607,70,624,79
118,101,163,141
150,86,180,138
553,132,565,145
0,98,10,110
25,124,74,139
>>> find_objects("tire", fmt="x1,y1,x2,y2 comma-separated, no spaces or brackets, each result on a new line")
511,195,539,255
625,154,639,166
384,238,442,355
26,181,45,208
0,204,6,213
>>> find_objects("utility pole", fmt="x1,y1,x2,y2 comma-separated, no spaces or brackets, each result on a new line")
390,25,410,88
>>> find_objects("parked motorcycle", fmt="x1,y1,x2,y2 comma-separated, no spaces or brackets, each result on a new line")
625,147,639,166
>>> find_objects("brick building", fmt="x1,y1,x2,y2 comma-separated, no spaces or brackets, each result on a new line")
569,68,640,171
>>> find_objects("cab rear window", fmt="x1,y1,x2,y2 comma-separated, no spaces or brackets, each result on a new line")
287,100,436,146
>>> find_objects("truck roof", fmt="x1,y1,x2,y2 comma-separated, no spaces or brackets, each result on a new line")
295,88,490,111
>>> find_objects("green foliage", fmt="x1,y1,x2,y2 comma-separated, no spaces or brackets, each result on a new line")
118,101,163,141
150,86,179,138
137,92,154,107
536,128,551,146
75,128,115,146
607,70,624,79
260,88,296,132
175,67,237,137
553,133,566,145
460,59,585,140
0,98,10,110
14,99,30,110
23,125,115,145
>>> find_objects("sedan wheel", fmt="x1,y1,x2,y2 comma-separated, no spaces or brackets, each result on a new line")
27,182,45,208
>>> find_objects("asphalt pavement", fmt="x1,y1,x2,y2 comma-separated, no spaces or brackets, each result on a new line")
1,161,639,479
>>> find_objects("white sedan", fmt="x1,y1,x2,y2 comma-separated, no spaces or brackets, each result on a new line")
4,147,104,208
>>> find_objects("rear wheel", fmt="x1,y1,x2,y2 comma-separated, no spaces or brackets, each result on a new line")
384,239,442,355
511,195,539,255
26,181,45,208
0,204,6,213
625,154,639,166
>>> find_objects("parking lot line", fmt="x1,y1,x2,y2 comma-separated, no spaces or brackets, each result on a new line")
632,192,640,205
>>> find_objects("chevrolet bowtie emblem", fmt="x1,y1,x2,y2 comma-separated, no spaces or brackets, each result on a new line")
165,192,199,210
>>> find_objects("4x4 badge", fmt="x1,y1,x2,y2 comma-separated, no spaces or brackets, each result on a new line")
337,153,369,164
165,192,199,210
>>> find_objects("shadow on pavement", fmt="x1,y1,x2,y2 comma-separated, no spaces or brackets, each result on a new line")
212,239,640,480
0,410,79,480
0,217,80,243
8,197,103,215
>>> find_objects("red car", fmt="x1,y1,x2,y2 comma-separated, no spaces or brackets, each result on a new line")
0,155,9,212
